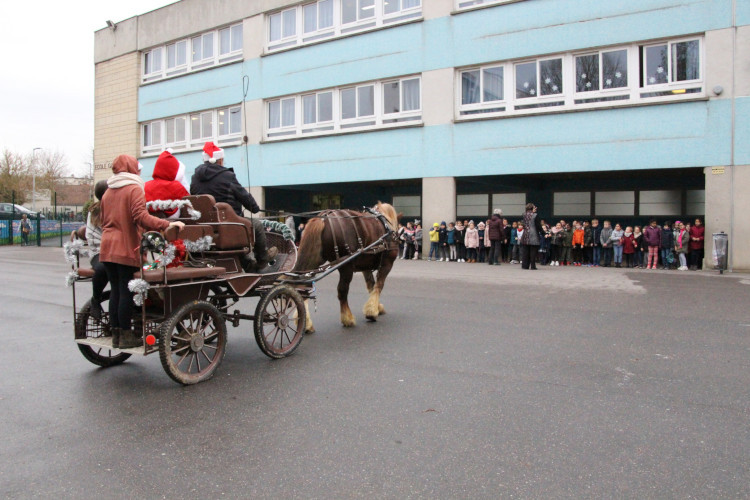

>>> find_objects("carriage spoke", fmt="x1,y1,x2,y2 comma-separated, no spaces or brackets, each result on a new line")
195,352,202,373
172,344,191,355
188,353,195,372
176,350,190,368
200,349,213,365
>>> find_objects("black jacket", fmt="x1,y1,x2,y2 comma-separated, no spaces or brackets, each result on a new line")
190,162,259,216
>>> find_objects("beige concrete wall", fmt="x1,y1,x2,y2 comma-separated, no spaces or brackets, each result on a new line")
705,28,735,99
421,177,456,254
703,164,750,271
94,53,141,183
735,25,750,98
423,0,453,20
728,165,750,270
422,68,454,126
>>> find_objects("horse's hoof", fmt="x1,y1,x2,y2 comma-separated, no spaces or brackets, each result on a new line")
365,315,377,322
378,304,386,315
305,327,316,334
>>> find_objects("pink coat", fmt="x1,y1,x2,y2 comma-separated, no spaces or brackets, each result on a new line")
464,227,479,248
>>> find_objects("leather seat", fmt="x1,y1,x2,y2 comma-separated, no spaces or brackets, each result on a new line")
77,266,226,283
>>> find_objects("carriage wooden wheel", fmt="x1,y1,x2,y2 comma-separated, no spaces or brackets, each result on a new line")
158,300,227,385
75,291,132,367
254,285,306,359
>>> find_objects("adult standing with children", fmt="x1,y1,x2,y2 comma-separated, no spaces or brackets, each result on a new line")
487,209,503,266
100,154,185,349
520,203,543,270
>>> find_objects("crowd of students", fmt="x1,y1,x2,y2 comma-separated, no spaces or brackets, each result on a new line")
397,215,706,270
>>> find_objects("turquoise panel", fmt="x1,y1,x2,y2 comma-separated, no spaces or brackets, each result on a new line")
174,100,728,187
139,147,257,187
738,0,750,26
735,97,750,165
138,62,246,122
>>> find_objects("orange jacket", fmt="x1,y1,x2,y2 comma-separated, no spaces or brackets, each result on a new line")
572,228,585,246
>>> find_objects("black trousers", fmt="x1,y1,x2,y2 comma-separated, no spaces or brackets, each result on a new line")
90,254,108,305
103,262,137,330
521,244,539,269
689,248,704,269
489,240,502,264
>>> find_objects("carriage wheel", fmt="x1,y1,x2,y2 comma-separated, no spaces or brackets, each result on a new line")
75,291,132,367
158,300,227,385
254,285,306,359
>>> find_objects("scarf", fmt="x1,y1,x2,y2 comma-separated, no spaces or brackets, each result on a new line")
108,172,144,191
551,226,562,234
678,229,686,247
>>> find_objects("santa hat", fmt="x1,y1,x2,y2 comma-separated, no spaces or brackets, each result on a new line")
203,141,224,163
153,150,180,180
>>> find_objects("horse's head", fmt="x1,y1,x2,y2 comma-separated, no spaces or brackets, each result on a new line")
374,202,400,232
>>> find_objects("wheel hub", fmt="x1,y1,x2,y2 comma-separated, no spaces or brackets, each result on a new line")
190,333,204,352
277,314,289,329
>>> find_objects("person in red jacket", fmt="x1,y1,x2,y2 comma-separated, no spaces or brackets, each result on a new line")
689,218,705,270
622,226,636,268
145,150,190,219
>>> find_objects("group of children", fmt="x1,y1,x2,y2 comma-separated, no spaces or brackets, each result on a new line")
396,217,706,270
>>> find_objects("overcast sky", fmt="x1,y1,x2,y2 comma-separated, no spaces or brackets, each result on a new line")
0,0,176,176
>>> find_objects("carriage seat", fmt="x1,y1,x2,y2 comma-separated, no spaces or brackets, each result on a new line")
77,265,226,283
177,195,254,251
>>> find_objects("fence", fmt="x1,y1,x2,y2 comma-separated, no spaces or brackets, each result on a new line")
0,215,80,247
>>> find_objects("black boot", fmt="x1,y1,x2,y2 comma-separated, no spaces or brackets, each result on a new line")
118,329,142,349
111,327,121,349
90,298,103,322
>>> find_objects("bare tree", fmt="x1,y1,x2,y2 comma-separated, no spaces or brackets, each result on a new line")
33,150,69,192
0,150,32,204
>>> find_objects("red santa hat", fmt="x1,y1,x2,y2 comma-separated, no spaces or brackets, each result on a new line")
153,150,180,181
203,141,224,164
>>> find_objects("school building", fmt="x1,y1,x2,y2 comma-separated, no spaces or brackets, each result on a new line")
93,0,750,268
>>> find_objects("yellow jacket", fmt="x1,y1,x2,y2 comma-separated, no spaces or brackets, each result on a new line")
429,228,440,242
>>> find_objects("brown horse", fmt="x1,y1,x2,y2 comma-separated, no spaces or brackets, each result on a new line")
293,202,399,331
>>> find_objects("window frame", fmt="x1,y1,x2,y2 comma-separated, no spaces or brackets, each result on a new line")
455,36,705,121
264,75,422,141
141,22,243,84
140,106,243,156
454,0,525,12
266,0,422,54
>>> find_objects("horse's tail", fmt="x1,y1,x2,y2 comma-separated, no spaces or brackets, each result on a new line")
293,217,326,271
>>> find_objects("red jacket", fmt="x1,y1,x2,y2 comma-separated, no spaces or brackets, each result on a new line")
689,225,705,250
622,233,636,253
145,151,189,216
100,155,170,268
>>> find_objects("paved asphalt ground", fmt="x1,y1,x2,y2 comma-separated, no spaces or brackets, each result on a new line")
1,246,748,498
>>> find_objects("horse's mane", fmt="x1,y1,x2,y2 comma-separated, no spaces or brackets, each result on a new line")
375,202,398,231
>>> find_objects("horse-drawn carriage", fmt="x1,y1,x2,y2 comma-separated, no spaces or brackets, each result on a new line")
68,195,400,385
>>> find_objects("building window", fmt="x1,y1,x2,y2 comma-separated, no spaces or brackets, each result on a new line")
457,194,489,218
265,76,421,140
267,0,421,53
639,190,681,216
595,191,634,216
141,106,242,155
456,36,704,119
392,195,421,219
553,192,591,217
492,193,526,217
142,23,243,83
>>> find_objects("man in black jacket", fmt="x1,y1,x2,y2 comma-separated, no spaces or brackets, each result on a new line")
191,142,276,271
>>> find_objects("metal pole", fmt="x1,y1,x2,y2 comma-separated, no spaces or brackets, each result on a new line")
10,191,15,245
36,213,41,247
32,148,41,212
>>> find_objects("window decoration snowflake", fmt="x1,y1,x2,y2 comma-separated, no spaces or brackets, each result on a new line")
545,78,551,84
529,89,536,95
649,76,656,84
656,66,664,74
615,71,622,78
581,73,587,79
586,82,592,88
605,78,612,86
523,82,529,88
552,84,559,92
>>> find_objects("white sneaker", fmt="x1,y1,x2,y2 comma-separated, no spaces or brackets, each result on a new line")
555,261,559,266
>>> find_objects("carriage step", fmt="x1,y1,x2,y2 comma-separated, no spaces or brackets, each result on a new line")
75,337,147,355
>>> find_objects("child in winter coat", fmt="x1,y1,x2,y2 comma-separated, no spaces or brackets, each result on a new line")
632,226,644,268
674,221,690,270
600,220,614,267
591,219,602,267
446,222,457,261
144,150,190,220
560,224,573,266
510,222,520,263
428,223,440,261
610,223,625,267
464,221,479,262
454,221,466,262
571,223,585,266
643,219,662,269
660,221,675,269
622,226,636,267
438,221,448,261
514,223,525,264
413,223,422,259
550,222,563,265
477,222,487,263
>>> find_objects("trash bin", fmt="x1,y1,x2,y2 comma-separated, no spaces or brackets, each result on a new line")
712,232,728,274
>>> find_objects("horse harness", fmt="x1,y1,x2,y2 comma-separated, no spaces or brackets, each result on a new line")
320,209,398,261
